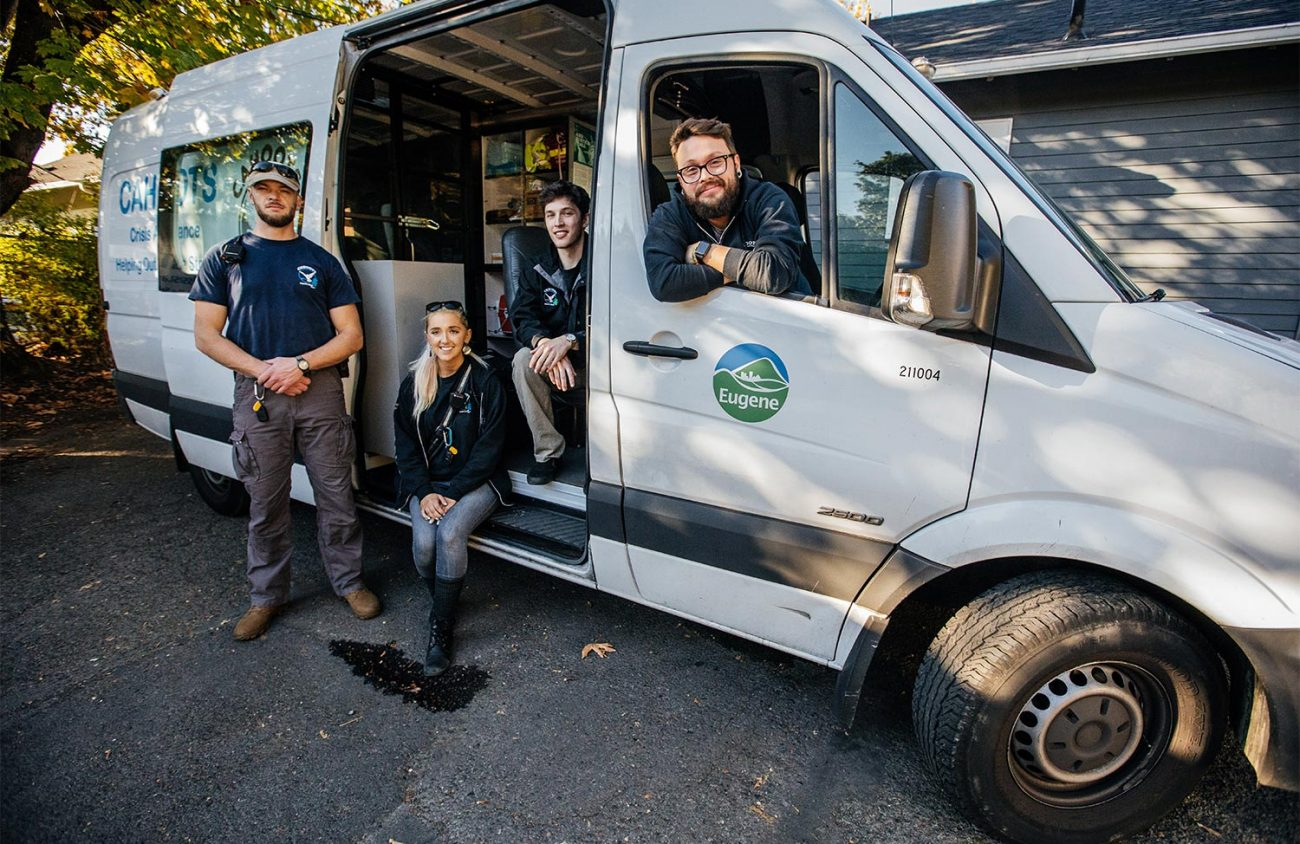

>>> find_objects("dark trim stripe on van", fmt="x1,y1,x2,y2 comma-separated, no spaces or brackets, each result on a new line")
623,489,892,602
171,397,234,444
113,370,170,412
588,481,625,544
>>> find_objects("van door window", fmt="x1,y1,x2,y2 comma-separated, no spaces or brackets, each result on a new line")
832,83,923,310
157,123,312,292
342,71,465,263
645,62,822,296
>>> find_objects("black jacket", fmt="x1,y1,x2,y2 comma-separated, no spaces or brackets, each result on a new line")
393,355,510,505
643,175,816,302
511,245,588,355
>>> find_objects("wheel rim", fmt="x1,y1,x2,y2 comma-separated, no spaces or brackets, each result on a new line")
197,468,234,492
1008,662,1172,807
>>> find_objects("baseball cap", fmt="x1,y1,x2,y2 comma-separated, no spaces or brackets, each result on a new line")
245,161,301,192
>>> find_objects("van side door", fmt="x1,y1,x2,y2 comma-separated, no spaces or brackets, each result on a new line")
605,33,1000,662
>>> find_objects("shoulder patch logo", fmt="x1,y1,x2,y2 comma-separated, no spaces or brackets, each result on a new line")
297,265,318,289
713,344,790,423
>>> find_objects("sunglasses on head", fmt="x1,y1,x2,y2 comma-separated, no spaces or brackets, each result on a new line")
426,300,466,313
249,161,300,182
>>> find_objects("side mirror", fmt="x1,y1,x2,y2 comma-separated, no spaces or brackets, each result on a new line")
881,171,982,332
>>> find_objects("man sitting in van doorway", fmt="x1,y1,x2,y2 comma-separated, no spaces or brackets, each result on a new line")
643,117,814,302
189,161,380,641
511,180,589,486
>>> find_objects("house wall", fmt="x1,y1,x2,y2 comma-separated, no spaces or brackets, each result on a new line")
942,45,1300,338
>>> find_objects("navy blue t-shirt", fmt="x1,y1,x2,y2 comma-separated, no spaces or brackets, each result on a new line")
189,234,360,360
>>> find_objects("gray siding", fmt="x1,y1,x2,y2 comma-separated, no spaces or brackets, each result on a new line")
944,46,1300,338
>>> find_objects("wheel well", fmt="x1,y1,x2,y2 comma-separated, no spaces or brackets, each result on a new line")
169,422,190,472
868,556,1250,730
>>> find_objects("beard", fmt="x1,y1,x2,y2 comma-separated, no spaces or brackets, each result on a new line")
685,176,740,221
255,203,297,229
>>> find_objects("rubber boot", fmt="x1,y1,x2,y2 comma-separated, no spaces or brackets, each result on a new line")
424,575,464,676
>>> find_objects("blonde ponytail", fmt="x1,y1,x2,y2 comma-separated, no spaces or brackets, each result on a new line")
409,346,438,421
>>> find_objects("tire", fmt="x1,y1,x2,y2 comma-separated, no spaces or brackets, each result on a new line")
188,465,250,517
912,571,1226,844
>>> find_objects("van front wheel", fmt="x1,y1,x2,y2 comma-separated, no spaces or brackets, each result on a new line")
188,465,250,517
912,571,1225,844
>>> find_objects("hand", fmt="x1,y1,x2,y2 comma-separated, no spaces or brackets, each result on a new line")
259,357,310,394
546,355,577,391
419,493,457,522
529,336,572,374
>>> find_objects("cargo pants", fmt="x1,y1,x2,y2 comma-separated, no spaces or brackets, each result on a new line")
230,367,364,607
511,346,583,462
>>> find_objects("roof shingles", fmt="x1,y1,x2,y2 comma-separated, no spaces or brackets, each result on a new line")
871,0,1299,64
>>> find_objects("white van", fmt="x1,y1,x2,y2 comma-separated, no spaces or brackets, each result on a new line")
97,1,1299,840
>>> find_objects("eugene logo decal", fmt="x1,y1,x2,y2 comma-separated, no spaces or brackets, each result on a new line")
713,344,789,423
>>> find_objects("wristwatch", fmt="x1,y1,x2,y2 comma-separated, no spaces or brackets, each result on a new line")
295,356,311,374
564,333,577,349
691,241,711,265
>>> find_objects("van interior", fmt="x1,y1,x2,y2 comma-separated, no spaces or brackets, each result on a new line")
338,0,829,565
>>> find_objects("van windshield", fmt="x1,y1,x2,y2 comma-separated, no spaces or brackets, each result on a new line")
871,39,1146,303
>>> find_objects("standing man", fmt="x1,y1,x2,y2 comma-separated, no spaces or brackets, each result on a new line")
643,117,816,302
190,161,380,641
511,181,589,485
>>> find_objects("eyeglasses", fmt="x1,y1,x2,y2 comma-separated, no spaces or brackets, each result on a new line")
676,153,736,184
249,161,300,182
426,300,466,313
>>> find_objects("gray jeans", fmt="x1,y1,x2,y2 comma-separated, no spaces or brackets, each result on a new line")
407,483,498,580
511,346,583,462
230,368,364,607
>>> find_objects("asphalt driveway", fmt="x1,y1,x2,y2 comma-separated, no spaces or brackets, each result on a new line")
2,407,1294,843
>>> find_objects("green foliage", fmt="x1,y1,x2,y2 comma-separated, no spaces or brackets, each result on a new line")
0,188,104,360
2,0,394,167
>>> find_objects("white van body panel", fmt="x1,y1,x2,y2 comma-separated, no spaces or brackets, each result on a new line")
124,400,170,441
604,31,1009,661
100,100,167,389
155,27,348,477
905,301,1300,630
158,27,346,249
586,47,624,495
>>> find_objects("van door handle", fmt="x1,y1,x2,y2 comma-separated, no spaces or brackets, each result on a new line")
622,341,697,360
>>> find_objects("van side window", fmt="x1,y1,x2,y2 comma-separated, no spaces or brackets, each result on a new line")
832,83,923,309
157,123,312,292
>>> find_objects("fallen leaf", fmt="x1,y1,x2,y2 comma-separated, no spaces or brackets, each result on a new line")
581,642,616,659
753,771,770,789
749,803,776,824
318,729,330,739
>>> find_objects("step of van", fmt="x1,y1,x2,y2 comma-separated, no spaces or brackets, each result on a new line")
479,498,586,561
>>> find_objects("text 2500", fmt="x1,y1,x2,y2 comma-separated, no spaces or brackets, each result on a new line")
899,365,941,381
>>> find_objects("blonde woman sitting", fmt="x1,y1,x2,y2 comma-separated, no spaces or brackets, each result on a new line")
394,301,509,675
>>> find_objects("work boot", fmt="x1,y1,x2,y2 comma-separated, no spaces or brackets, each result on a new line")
526,457,559,485
344,585,381,619
424,576,465,676
233,605,280,641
